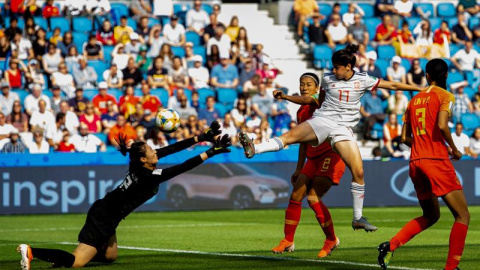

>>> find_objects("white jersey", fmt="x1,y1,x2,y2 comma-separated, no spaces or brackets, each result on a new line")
313,72,380,127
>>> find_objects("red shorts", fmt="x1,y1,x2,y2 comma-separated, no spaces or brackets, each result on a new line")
409,159,463,200
300,153,345,185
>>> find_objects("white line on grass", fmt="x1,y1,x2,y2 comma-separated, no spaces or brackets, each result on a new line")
53,242,435,270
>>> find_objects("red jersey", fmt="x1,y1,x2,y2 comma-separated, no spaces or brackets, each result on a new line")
433,29,450,45
404,86,455,161
375,24,397,42
140,95,162,113
42,4,60,18
92,94,117,115
297,104,335,159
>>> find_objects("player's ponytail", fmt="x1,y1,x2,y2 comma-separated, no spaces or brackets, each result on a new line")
116,135,147,171
300,72,320,86
426,58,448,89
332,43,359,68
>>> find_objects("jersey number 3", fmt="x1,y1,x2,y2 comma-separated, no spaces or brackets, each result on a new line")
415,108,426,135
338,90,350,102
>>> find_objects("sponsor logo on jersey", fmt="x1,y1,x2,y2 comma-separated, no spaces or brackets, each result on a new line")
354,82,360,89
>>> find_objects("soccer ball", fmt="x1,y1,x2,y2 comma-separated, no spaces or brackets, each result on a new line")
156,109,181,133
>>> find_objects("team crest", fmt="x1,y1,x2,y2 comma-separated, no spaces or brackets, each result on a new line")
354,82,360,89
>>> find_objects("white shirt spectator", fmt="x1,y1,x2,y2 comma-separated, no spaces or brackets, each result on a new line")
24,94,51,114
103,69,124,85
413,23,433,46
327,24,348,42
470,137,480,155
153,0,173,16
11,38,32,60
163,23,186,46
387,94,409,115
207,34,231,58
29,110,55,136
86,0,111,14
188,65,210,89
220,120,237,138
45,125,63,144
65,111,80,135
394,0,413,14
52,72,76,99
112,54,130,70
387,66,406,82
0,122,14,149
65,0,86,16
452,49,480,71
186,9,210,33
451,132,470,154
70,133,102,153
147,138,169,150
27,139,50,154
0,91,19,116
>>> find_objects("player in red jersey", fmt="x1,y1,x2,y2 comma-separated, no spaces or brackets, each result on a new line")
271,73,346,258
378,59,470,270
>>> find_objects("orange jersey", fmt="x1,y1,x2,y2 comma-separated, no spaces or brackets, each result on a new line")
405,86,455,160
297,104,335,159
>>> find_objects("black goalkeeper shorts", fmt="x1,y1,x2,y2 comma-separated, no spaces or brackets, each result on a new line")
78,200,119,250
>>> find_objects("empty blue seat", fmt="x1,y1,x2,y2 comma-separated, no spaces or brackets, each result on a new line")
201,4,213,15
460,113,480,136
94,133,107,143
401,58,411,71
414,3,434,17
447,17,458,28
173,3,191,14
148,18,160,28
447,72,465,86
377,45,396,61
127,18,137,30
214,103,227,118
375,59,389,79
33,17,47,30
13,89,29,106
109,89,123,101
72,32,88,52
171,46,186,58
449,44,462,57
313,45,333,69
103,45,114,63
358,3,374,18
437,3,456,18
88,61,107,82
111,3,129,18
318,3,332,19
429,18,442,32
50,17,70,33
464,87,475,99
151,88,169,107
339,3,349,15
334,44,346,52
365,17,381,41
198,88,215,105
193,46,206,64
443,58,453,69
72,17,93,33
469,17,480,29
186,31,201,46
83,89,98,100
217,88,237,105
418,58,428,71
405,17,422,32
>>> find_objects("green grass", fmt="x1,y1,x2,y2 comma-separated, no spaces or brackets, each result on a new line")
1,206,479,270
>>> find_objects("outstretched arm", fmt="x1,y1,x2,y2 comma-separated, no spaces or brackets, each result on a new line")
273,89,324,106
378,79,424,92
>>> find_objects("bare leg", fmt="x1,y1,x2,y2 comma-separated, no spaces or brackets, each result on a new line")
72,243,98,268
103,235,118,262
290,174,312,202
442,190,470,225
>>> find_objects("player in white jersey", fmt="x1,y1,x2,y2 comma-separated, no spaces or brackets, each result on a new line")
239,44,424,231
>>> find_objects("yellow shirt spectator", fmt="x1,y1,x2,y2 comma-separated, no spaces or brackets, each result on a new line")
294,0,319,16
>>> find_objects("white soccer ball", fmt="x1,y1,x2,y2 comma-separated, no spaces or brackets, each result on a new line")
156,109,181,133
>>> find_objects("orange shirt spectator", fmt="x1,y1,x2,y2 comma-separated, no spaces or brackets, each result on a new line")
92,82,118,115
375,15,397,44
293,0,319,16
140,95,162,114
108,115,137,146
42,0,60,18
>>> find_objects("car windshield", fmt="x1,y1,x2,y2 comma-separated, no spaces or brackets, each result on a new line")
221,164,255,176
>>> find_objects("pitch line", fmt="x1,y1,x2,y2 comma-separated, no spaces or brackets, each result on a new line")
54,242,435,270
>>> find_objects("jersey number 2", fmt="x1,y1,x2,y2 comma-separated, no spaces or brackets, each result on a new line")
338,90,350,102
415,108,426,135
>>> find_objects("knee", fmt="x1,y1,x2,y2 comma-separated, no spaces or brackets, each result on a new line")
457,209,470,225
104,254,117,263
290,190,304,202
424,211,440,225
352,168,364,181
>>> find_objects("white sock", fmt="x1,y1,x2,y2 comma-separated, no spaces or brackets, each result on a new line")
254,137,284,154
351,182,365,220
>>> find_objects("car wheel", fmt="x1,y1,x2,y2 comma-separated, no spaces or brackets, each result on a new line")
230,188,254,209
168,186,187,208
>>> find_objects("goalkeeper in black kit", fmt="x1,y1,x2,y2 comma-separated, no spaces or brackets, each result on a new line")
17,121,231,270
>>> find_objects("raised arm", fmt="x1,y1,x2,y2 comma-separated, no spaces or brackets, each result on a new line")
378,79,424,92
273,89,323,106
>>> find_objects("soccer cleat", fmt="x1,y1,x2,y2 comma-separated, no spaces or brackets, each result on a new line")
238,131,255,159
17,244,33,270
352,216,378,232
443,268,461,270
377,241,394,269
318,237,340,258
272,239,295,254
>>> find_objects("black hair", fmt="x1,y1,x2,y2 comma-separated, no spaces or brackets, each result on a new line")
402,20,409,27
332,43,359,68
117,136,147,171
300,72,320,86
121,16,127,20
425,58,448,89
56,112,65,122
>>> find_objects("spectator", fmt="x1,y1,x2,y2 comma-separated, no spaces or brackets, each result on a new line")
31,29,48,62
125,33,142,58
83,34,104,61
101,100,119,134
70,123,106,152
42,43,63,80
203,13,225,44
73,57,98,89
130,0,152,21
260,118,273,141
69,88,89,116
433,21,451,46
185,114,201,137
413,20,433,51
382,113,402,157
190,91,201,111
360,88,387,140
207,44,221,71
226,16,240,41
163,15,186,47
51,62,76,99
293,0,319,42
153,0,173,21
56,31,75,58
173,94,197,121
42,0,60,22
238,58,256,88
27,128,50,154
392,0,413,26
210,57,239,89
452,13,473,45
29,99,55,137
187,0,210,36
451,41,480,72
307,13,328,46
25,59,46,90
212,3,229,26
374,14,397,46
5,18,22,41
147,25,165,58
123,57,144,87
198,96,220,123
103,63,124,89
96,20,115,46
451,123,470,155
65,46,81,72
0,36,12,61
146,130,169,149
242,73,261,98
168,56,190,92
387,90,408,115
1,128,26,153
327,3,342,24
85,0,112,31
207,24,231,58
79,102,102,133
255,57,280,81
119,85,140,117
0,82,20,116
111,43,130,70
167,88,187,109
467,127,480,158
59,100,80,135
396,20,414,44
407,59,427,88
64,0,86,18
251,83,273,119
140,83,162,114
236,27,253,63
458,0,479,17
56,130,76,152
138,108,156,133
0,111,14,149
375,0,395,17
147,56,170,90
159,43,174,70
188,55,209,89
347,14,369,47
49,27,63,46
5,59,26,89
128,103,144,127
23,17,38,42
343,3,365,27
271,91,291,136
6,100,28,133
474,84,480,115
114,16,134,45
92,81,118,115
46,112,66,146
452,81,474,122
50,85,65,114
136,16,150,43
24,84,51,116
220,112,238,143
387,56,406,83
136,45,151,73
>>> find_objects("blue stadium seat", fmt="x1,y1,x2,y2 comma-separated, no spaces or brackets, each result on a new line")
111,3,129,18
198,88,215,105
401,58,411,72
414,3,434,17
201,4,213,15
405,17,422,32
88,61,108,82
418,58,428,71
173,3,191,14
50,17,70,33
94,133,107,143
72,32,88,53
33,17,48,30
318,3,332,25
464,87,475,99
4,17,25,29
0,60,6,70
443,58,453,69
193,46,206,64
148,18,160,28
339,3,349,15
465,71,476,86
358,3,374,18
365,17,381,41
437,3,456,18
449,44,462,57
313,45,333,69
429,18,442,32
334,44,346,52
72,17,93,33
375,59,389,79
83,89,98,100
447,72,465,86
460,113,480,136
377,45,396,61
372,122,384,140
217,88,237,105
13,89,29,106
103,45,114,63
127,18,137,30
447,17,458,28
151,88,169,107
469,17,480,30
183,89,192,100
186,31,201,46
214,103,227,118
171,46,186,58
109,89,123,101
161,17,171,26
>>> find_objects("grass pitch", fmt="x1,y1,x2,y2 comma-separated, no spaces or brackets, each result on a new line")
0,206,478,270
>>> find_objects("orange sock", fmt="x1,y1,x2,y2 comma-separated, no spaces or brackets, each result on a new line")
445,222,468,270
284,200,302,242
390,216,430,251
310,201,336,241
